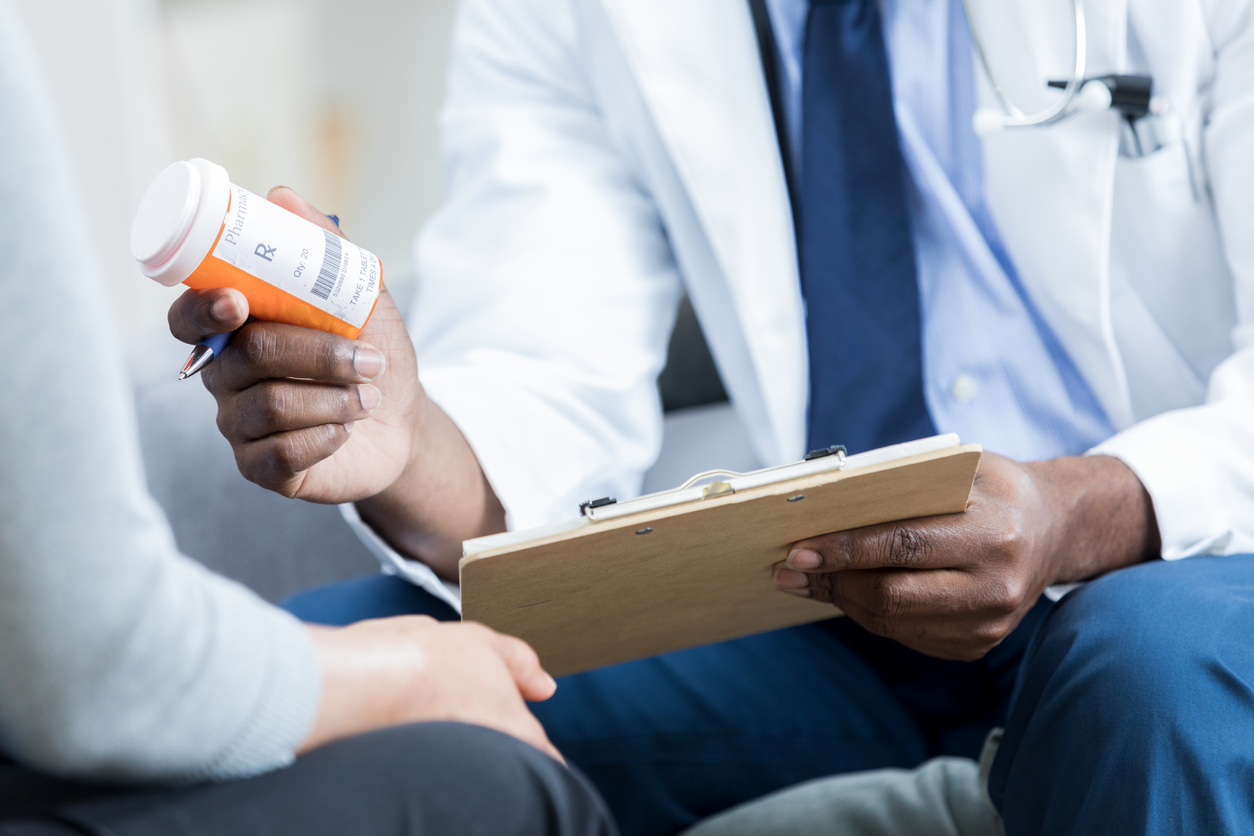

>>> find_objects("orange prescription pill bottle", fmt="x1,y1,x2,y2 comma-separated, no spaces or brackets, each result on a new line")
130,158,381,339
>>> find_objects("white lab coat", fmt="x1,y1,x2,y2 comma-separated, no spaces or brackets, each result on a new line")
406,0,1254,561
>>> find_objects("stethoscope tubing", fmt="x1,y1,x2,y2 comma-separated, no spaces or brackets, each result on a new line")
963,0,1087,128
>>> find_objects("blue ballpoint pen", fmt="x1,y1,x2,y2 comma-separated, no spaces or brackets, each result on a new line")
178,316,257,380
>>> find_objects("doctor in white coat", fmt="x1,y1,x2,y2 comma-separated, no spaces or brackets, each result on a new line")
171,0,1254,833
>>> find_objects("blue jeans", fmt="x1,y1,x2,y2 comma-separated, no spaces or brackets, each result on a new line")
285,555,1254,836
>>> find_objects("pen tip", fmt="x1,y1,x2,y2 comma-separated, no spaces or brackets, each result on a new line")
179,344,215,380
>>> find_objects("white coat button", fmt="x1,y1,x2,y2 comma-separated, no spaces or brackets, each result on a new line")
950,374,979,403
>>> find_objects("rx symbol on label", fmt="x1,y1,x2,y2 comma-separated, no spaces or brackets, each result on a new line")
254,243,277,262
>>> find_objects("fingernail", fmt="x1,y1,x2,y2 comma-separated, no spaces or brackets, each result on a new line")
357,384,381,411
787,548,822,570
343,422,354,434
211,294,242,323
774,568,810,590
266,185,292,198
353,347,385,379
545,673,557,690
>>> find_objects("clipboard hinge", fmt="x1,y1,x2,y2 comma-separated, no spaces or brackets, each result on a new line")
804,445,847,466
579,496,617,517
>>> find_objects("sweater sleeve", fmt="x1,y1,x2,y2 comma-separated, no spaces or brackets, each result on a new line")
0,2,322,783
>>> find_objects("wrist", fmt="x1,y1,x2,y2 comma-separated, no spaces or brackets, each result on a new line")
298,623,426,755
298,625,359,754
1025,454,1161,584
360,385,434,512
357,394,506,578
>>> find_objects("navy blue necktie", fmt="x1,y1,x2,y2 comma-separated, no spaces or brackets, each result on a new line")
799,0,937,454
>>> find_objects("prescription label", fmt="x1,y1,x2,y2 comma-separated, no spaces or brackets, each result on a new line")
210,186,380,330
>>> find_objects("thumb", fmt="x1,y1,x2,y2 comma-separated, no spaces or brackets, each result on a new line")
489,632,558,703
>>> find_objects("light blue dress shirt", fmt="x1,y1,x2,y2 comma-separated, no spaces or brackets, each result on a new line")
765,0,1115,461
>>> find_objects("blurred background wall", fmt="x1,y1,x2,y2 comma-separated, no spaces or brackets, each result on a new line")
8,0,747,603
5,0,463,599
13,0,457,339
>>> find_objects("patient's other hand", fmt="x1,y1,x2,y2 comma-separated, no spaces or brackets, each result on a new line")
167,188,421,505
300,617,563,763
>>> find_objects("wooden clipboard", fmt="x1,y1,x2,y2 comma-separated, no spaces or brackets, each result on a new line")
460,438,982,677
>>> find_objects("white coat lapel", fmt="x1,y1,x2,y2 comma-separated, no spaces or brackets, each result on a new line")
976,0,1134,428
597,0,809,463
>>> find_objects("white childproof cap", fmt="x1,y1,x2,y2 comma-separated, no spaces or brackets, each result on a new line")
131,158,231,287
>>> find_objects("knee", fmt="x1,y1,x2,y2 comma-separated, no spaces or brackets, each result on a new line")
1024,559,1221,712
990,558,1254,831
1001,555,1254,756
1031,556,1254,706
990,556,1254,831
344,723,614,836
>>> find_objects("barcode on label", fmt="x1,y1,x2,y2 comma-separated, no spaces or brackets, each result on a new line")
312,230,343,300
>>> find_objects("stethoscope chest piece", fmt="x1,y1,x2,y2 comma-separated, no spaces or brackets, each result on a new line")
966,0,1165,159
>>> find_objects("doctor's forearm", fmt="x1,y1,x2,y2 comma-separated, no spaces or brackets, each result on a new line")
356,394,507,580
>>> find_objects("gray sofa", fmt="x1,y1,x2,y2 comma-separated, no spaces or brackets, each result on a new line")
127,328,378,603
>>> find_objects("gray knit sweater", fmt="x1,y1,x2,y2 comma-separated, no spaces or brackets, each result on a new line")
0,3,322,783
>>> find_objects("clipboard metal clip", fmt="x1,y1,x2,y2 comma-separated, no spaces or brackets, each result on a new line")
666,448,847,503
804,445,847,465
678,469,743,489
675,470,747,500
578,446,854,520
544,436,956,528
702,480,734,499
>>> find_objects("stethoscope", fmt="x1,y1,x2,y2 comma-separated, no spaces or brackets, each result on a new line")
963,0,1170,160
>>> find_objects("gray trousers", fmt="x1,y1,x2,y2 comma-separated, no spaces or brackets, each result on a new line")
0,723,616,836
